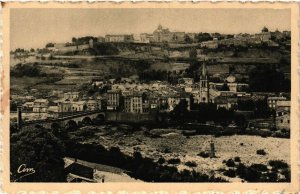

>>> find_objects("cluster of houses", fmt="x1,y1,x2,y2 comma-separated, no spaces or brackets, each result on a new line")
21,91,101,118
16,62,290,130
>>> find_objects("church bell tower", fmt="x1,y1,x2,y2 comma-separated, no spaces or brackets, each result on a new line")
199,63,209,103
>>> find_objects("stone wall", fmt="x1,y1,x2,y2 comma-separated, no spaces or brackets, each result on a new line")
105,112,156,123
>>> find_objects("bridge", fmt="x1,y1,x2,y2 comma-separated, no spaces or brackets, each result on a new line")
19,110,106,130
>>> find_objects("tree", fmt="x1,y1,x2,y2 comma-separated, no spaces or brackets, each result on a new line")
262,26,269,33
45,43,54,48
249,66,290,93
184,35,193,43
10,126,66,182
72,37,77,43
189,48,197,59
195,33,213,42
220,83,230,91
170,99,189,122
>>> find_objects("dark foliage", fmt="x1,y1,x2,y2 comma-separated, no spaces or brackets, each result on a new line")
168,158,181,165
65,141,227,182
92,43,119,55
268,160,289,170
234,157,241,162
185,161,197,167
249,66,290,93
10,126,66,182
223,169,236,178
256,149,267,155
11,64,44,77
225,159,235,167
198,151,209,158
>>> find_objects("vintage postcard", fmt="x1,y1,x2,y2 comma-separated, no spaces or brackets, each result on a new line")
1,2,299,193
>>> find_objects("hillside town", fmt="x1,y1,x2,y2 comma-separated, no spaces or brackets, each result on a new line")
12,62,290,131
10,22,291,183
11,25,291,131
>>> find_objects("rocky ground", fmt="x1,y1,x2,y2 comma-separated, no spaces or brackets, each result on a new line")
78,125,290,182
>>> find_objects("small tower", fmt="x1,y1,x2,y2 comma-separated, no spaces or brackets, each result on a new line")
199,63,209,103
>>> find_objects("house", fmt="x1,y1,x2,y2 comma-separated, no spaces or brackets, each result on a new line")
57,100,72,113
153,24,173,43
105,34,134,43
64,92,80,101
33,99,49,113
214,96,238,110
172,32,186,43
48,105,60,118
124,93,143,113
276,100,290,111
254,32,271,42
267,96,287,109
178,78,193,85
107,90,121,110
276,110,290,130
86,100,99,111
149,95,160,109
22,101,34,112
97,36,105,43
65,161,96,183
140,33,153,43
51,90,64,98
72,101,87,112
200,41,218,49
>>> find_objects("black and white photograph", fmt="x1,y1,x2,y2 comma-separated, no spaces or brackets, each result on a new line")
9,7,292,183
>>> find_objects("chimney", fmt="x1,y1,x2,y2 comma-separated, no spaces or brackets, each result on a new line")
17,106,22,130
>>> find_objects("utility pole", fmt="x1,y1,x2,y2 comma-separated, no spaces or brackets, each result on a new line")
17,106,22,130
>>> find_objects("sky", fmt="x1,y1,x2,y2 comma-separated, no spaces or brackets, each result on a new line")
10,8,291,50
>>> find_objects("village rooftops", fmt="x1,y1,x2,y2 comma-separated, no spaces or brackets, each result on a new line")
268,96,287,100
74,101,86,105
276,100,290,107
34,99,48,103
107,89,121,94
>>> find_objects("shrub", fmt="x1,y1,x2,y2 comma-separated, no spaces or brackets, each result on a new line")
234,157,241,162
250,164,268,172
266,171,278,182
281,168,291,182
198,151,209,158
240,143,244,146
168,158,181,165
243,167,262,182
256,149,267,155
236,163,247,178
223,169,236,178
157,157,166,164
163,147,171,153
185,161,197,167
268,160,289,169
225,159,235,167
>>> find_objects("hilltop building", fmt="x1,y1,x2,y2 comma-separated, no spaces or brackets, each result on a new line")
152,24,185,43
105,34,134,43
